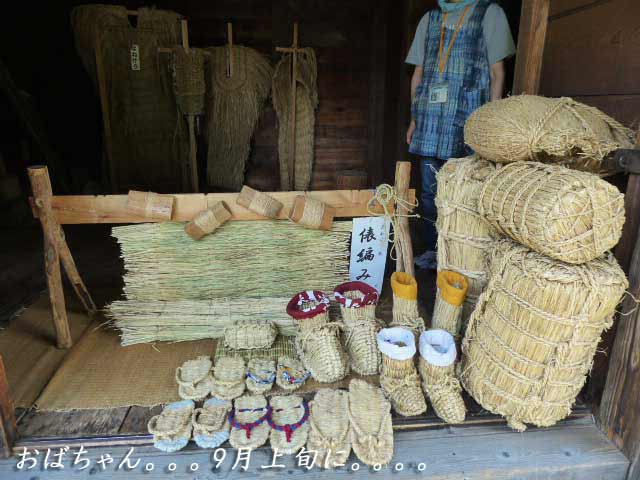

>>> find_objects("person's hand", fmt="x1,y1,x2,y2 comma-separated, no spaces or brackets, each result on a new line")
406,119,416,145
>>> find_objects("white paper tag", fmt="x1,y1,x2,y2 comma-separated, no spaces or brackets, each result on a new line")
130,44,140,71
350,217,391,294
429,83,449,104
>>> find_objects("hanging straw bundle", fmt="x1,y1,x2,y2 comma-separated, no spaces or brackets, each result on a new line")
106,298,296,346
273,48,319,191
436,156,497,323
113,221,351,301
479,162,625,265
205,46,272,191
460,239,627,431
172,48,206,116
464,95,635,175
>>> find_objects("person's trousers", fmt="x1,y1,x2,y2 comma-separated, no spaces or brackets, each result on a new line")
420,156,446,252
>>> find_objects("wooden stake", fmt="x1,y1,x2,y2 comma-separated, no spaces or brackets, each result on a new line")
94,41,117,193
28,166,72,349
513,0,550,95
56,227,97,316
394,161,414,277
227,23,234,78
0,355,16,459
181,19,190,53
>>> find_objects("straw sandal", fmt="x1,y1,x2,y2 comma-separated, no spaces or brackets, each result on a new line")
347,379,394,466
377,327,427,417
192,398,232,449
211,356,246,400
176,356,214,401
276,356,310,391
246,358,276,394
334,281,382,376
229,395,271,450
268,395,310,455
419,330,466,424
307,389,352,469
287,291,349,383
148,400,194,453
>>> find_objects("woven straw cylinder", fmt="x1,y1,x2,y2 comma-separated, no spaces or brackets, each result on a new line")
334,281,381,376
236,186,283,219
223,320,277,350
289,196,335,231
436,156,497,324
173,48,206,116
464,95,635,175
185,202,231,240
126,191,174,221
432,271,468,336
479,162,625,265
460,240,628,431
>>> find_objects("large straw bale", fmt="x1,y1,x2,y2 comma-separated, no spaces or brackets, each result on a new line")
460,240,628,431
464,95,635,175
479,162,625,265
436,156,498,323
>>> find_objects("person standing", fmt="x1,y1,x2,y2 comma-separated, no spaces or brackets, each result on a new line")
406,0,515,269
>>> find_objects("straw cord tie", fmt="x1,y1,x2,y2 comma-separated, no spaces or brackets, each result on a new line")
268,401,310,443
229,406,271,440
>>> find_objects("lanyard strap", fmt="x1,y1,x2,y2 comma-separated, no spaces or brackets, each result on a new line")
438,5,471,75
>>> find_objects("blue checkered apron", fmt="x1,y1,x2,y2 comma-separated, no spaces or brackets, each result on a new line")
410,1,492,160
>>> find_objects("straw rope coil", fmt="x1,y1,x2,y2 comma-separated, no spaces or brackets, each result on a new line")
464,95,635,175
223,320,277,351
112,221,351,301
205,46,272,190
273,48,318,191
172,48,206,116
236,186,283,219
479,162,625,265
436,156,497,324
460,239,628,431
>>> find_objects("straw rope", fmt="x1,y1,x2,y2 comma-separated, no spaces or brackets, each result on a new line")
419,358,465,424
223,320,277,350
273,48,318,191
479,162,625,264
296,197,327,229
464,95,635,175
237,186,283,219
269,395,310,454
460,239,628,430
229,395,271,450
307,389,352,469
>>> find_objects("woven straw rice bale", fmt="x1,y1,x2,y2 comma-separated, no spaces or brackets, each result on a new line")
436,156,498,323
464,95,635,175
460,240,628,431
479,162,625,265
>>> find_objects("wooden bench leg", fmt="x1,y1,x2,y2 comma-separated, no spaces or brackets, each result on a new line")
0,356,17,459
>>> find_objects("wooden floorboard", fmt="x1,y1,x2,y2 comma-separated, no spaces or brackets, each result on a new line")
1,416,628,479
17,408,129,439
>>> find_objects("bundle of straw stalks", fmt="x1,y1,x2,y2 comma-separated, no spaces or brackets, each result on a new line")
205,46,272,190
464,95,635,175
479,162,625,265
460,239,627,431
106,298,296,346
436,156,497,323
71,6,187,192
273,48,319,191
113,221,351,301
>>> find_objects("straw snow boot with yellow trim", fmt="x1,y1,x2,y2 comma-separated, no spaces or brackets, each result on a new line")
334,281,381,376
418,330,466,424
390,272,425,336
377,327,426,417
287,291,348,383
432,271,468,337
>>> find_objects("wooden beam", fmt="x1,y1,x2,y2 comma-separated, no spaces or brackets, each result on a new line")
513,0,551,95
0,356,17,459
56,227,97,316
28,166,72,349
394,161,415,276
31,189,416,225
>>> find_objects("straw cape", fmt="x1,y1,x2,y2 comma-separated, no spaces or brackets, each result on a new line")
204,46,272,190
211,356,246,401
175,356,214,401
268,395,310,454
348,379,394,466
148,400,194,453
460,239,628,431
464,95,635,175
479,162,625,264
307,389,352,469
436,156,497,324
229,394,271,450
273,48,319,191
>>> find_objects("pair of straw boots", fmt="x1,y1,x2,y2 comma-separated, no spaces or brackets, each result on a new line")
286,281,384,383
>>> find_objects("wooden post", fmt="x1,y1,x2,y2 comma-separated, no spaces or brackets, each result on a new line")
0,355,16,459
94,41,117,193
28,166,72,349
394,161,414,276
227,23,234,78
513,0,550,95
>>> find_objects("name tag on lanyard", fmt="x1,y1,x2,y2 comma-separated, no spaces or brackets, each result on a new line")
429,83,449,104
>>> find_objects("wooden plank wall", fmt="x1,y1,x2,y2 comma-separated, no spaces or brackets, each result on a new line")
179,0,375,191
540,0,640,128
